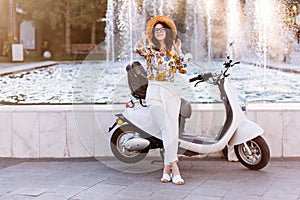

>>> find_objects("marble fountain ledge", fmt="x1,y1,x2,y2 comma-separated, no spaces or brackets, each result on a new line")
0,61,58,75
0,103,300,158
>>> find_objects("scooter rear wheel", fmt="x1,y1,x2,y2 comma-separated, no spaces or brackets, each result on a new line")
234,136,270,170
111,125,149,163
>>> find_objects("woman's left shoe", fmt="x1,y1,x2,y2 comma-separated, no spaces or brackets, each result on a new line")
172,175,184,185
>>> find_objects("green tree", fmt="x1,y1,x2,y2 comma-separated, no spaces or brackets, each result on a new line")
75,0,107,44
0,0,14,57
18,0,83,55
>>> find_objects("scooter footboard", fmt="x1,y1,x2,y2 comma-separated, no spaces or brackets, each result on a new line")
228,119,264,146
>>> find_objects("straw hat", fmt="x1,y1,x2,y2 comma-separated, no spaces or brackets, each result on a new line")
146,16,177,41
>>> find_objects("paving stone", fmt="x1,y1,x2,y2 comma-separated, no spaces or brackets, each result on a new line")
0,158,299,199
11,186,47,197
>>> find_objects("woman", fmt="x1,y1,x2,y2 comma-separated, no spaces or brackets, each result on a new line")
135,16,187,185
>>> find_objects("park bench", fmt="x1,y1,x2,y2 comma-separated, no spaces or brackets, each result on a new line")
71,43,98,59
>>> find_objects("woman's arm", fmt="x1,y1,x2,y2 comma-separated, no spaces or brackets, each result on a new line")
173,39,183,57
173,39,187,74
134,32,150,57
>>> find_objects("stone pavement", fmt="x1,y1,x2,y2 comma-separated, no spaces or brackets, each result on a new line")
0,157,299,200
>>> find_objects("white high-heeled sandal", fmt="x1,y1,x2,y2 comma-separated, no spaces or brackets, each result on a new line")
172,174,184,185
161,173,171,183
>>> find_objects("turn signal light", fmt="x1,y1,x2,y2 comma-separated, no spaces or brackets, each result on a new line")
117,119,123,125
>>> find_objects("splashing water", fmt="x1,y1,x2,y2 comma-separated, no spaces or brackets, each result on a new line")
103,0,297,104
249,0,286,87
226,0,242,59
105,0,143,62
105,0,207,62
105,0,292,64
184,0,206,62
1,61,300,104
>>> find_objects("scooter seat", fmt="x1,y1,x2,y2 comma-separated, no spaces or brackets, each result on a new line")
180,98,192,118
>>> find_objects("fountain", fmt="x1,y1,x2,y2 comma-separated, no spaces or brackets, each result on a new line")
226,0,242,59
105,0,143,61
184,0,206,61
0,0,300,165
0,0,299,105
105,0,291,63
244,0,288,87
102,0,299,102
104,0,207,61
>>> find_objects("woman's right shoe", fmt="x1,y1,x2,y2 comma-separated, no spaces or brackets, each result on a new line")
172,174,184,185
160,173,171,183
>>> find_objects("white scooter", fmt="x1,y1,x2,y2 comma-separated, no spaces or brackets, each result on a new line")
108,57,270,170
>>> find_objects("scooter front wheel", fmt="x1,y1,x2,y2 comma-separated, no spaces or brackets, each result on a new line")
234,136,270,170
110,125,149,163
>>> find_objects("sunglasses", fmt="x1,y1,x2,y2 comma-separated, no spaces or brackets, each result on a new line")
154,28,166,33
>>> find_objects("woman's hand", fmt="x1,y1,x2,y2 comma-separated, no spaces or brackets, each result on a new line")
173,39,182,55
143,31,152,41
142,31,148,38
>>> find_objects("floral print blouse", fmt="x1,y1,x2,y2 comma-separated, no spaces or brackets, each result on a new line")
134,37,187,83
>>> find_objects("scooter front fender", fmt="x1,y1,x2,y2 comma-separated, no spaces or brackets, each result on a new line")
228,119,264,147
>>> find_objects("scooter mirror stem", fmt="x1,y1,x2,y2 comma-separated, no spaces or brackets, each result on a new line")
190,60,206,70
183,53,206,70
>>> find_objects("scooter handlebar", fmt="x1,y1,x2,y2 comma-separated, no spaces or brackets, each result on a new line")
189,75,202,82
189,72,213,83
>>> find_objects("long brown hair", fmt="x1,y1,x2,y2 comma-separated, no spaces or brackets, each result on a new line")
151,22,174,51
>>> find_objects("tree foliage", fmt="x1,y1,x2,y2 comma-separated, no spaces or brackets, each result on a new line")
17,0,107,55
75,0,107,44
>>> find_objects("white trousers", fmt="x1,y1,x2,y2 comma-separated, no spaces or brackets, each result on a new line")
146,81,181,166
